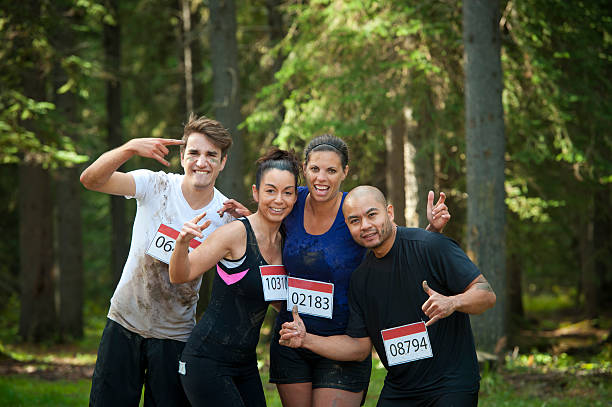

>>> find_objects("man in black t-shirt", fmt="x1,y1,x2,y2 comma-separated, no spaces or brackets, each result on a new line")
279,186,496,406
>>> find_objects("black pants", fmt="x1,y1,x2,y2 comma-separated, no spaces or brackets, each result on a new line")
89,318,190,407
377,390,478,407
179,352,266,407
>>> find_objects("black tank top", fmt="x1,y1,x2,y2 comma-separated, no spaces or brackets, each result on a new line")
182,217,273,364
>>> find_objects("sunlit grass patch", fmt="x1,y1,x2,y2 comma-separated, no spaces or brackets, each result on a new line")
0,376,90,407
523,285,576,314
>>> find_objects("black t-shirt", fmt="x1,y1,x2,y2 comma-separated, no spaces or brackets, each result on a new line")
345,227,481,399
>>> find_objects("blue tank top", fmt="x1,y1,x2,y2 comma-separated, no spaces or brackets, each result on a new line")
277,186,367,336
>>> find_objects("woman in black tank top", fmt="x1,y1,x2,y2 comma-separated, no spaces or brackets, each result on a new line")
169,148,300,407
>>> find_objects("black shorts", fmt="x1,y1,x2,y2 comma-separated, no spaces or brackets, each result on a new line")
377,390,478,407
89,318,190,407
269,324,371,393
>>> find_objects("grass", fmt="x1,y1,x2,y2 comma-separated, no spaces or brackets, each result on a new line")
0,290,610,406
0,376,90,407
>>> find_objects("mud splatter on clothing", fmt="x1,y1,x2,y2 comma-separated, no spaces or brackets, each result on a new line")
108,170,232,341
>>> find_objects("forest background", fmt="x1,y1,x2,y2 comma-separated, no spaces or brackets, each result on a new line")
0,0,610,405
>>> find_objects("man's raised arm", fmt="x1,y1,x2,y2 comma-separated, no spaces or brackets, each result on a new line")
80,138,184,196
279,306,372,362
421,275,496,327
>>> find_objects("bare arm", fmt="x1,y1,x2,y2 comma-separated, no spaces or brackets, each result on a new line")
169,214,244,283
422,275,496,326
279,307,373,362
80,138,184,196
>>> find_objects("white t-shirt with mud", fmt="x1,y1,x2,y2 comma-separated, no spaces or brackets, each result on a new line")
107,169,233,341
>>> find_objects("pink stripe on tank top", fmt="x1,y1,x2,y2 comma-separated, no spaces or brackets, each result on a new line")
216,264,249,285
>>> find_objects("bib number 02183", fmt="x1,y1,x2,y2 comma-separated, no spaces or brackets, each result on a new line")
287,277,333,319
381,322,433,366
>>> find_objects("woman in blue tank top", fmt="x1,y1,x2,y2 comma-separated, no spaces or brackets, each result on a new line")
169,148,301,407
269,135,451,407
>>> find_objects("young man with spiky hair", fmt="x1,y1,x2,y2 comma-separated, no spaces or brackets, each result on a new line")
81,114,247,406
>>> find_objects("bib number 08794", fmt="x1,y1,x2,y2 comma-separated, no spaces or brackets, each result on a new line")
381,322,433,366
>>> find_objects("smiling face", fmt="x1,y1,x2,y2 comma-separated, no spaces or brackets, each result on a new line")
253,168,298,223
343,192,395,254
181,132,226,191
303,150,348,203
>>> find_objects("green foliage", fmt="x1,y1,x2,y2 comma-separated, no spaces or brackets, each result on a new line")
245,0,464,183
0,1,103,168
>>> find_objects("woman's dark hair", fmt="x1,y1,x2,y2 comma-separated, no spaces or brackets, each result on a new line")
303,134,349,168
255,147,301,189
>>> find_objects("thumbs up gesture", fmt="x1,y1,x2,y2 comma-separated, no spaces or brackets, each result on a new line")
177,212,212,243
279,306,307,348
421,280,456,326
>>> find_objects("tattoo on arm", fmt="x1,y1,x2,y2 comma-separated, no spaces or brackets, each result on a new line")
474,275,494,292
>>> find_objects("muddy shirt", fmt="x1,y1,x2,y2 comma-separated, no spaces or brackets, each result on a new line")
108,169,232,341
182,217,272,363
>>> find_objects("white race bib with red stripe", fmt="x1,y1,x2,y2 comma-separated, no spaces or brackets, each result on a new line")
381,322,433,366
146,224,202,264
287,277,334,319
260,265,288,301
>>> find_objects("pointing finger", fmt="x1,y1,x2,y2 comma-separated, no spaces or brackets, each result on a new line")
192,212,207,224
425,315,439,327
152,152,170,167
160,139,186,146
435,192,446,207
199,219,212,231
427,191,434,213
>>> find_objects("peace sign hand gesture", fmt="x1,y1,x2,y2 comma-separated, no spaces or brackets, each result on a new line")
177,212,212,244
426,191,450,233
126,138,185,167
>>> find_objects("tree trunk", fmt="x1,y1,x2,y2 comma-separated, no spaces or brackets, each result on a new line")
265,0,284,73
52,5,84,339
104,0,128,286
580,206,597,317
404,102,436,229
385,118,406,226
181,0,194,114
209,0,246,202
55,166,84,339
19,160,57,342
413,93,437,229
506,251,524,342
463,0,507,353
593,184,612,311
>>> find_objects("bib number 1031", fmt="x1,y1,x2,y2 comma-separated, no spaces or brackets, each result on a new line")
381,322,433,366
260,265,288,301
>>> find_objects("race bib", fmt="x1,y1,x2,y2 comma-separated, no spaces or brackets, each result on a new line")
381,322,433,366
287,277,333,319
146,224,201,264
260,265,288,301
